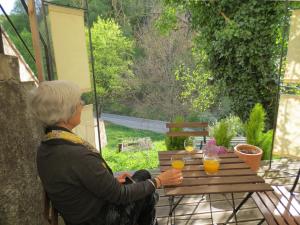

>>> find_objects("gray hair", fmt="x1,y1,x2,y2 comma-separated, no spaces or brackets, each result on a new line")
28,80,81,126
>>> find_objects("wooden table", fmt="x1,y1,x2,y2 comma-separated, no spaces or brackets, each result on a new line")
158,150,273,224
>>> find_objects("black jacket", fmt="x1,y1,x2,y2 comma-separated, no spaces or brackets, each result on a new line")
37,127,155,224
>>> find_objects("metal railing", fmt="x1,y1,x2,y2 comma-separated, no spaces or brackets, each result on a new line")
0,1,53,80
0,4,35,61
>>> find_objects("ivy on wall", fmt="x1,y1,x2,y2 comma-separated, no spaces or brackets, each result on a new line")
164,0,286,127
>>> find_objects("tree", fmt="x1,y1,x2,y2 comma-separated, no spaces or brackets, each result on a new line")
91,17,134,114
129,15,195,120
162,0,286,127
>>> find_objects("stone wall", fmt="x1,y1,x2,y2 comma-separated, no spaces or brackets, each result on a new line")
0,54,46,225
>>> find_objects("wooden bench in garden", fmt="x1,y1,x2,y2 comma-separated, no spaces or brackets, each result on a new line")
118,137,152,152
252,168,300,225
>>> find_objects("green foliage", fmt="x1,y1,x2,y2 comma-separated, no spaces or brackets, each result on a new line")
175,48,217,113
102,122,166,172
245,103,273,160
155,5,183,35
224,114,245,137
245,103,266,146
165,116,187,150
210,119,235,148
162,0,286,127
260,130,274,160
91,18,134,111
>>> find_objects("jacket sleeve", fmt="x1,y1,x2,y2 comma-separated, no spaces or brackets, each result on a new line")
70,146,155,204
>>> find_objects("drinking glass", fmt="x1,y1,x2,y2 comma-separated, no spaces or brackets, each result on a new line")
184,137,195,153
171,155,185,170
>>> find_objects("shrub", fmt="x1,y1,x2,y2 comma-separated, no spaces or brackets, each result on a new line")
165,116,187,150
225,115,245,137
245,103,266,146
260,130,274,160
210,119,235,148
245,103,273,160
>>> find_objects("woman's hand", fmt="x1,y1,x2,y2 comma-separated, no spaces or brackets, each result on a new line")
116,172,132,183
156,168,183,187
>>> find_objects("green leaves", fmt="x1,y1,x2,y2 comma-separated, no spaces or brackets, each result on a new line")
91,18,134,107
162,0,285,126
245,103,274,160
155,5,184,35
245,103,266,146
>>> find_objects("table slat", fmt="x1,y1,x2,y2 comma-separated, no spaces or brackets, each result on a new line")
164,183,273,196
182,169,256,178
158,152,238,159
160,162,250,171
159,158,244,166
175,175,265,186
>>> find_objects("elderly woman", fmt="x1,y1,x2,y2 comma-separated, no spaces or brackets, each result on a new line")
29,80,183,225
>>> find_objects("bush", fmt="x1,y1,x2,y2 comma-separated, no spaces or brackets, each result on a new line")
260,130,274,160
245,103,266,146
165,116,187,150
225,115,245,137
245,103,274,160
210,119,235,148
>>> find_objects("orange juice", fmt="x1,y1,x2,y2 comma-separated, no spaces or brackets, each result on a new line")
203,159,220,175
185,146,194,152
171,160,185,170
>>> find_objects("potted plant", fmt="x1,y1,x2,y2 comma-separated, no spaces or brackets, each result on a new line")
234,103,265,172
210,119,235,154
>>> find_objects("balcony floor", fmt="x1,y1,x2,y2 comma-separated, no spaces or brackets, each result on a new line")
152,158,300,225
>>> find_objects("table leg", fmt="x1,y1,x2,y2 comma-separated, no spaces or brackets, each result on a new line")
231,193,238,225
168,196,184,225
224,192,253,224
184,194,205,225
208,194,214,224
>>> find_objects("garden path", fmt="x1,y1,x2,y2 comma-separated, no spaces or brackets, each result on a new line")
99,113,168,133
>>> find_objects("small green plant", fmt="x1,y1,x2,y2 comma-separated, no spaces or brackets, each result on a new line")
210,119,235,148
165,116,187,150
245,103,273,160
260,130,274,160
225,115,245,137
245,103,266,146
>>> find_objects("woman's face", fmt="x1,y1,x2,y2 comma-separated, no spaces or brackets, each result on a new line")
68,102,83,129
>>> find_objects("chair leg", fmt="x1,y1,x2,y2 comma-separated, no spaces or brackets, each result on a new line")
290,168,300,194
257,218,265,225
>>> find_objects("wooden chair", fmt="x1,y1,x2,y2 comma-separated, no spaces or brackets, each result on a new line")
44,190,58,225
166,122,208,137
252,168,300,225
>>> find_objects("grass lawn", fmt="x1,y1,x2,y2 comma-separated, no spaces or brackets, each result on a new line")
102,122,166,172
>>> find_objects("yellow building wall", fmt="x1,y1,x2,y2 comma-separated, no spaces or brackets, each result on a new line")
48,5,91,92
284,10,300,83
273,95,300,158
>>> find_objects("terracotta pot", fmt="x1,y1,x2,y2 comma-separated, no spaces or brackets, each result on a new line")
234,144,263,172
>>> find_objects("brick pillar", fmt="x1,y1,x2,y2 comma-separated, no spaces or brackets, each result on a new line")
0,54,46,225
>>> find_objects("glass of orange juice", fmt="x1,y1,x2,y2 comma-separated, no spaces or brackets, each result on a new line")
171,155,185,170
203,145,220,175
184,137,195,160
203,157,220,175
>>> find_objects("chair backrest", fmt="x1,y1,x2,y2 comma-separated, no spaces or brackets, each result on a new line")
291,168,300,193
166,122,209,139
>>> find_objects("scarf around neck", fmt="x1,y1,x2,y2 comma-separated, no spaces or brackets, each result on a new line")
43,129,99,153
